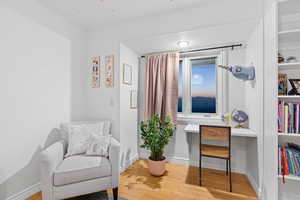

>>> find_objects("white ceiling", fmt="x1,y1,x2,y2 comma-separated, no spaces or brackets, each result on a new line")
123,20,257,55
39,0,214,29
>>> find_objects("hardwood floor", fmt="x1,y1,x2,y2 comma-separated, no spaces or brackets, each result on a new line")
27,159,257,200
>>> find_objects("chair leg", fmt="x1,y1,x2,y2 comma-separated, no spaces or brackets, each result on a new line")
199,154,202,186
229,159,232,192
113,187,118,200
226,160,228,176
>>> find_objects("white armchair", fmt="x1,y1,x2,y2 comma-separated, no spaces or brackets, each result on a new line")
40,122,120,200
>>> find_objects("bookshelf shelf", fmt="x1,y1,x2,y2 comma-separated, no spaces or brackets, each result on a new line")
278,95,300,99
278,29,300,35
278,62,300,70
278,133,300,137
279,29,300,44
278,175,300,181
276,1,300,199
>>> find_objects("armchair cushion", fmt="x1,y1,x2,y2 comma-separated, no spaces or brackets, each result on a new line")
53,155,111,186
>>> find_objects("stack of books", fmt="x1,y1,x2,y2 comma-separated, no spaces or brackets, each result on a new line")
278,143,300,179
278,100,300,134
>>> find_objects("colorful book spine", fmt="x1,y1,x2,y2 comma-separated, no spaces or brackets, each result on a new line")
285,104,288,133
279,145,300,180
296,104,299,133
278,102,300,134
278,101,284,132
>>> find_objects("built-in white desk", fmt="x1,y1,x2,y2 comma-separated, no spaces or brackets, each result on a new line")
184,124,257,138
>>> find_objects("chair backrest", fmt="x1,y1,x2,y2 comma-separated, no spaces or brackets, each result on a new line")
59,120,111,144
200,125,231,142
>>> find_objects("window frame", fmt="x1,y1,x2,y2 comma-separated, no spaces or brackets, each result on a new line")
177,51,228,121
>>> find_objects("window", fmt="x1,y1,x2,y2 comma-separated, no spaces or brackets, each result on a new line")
178,54,226,117
191,58,216,113
178,60,183,112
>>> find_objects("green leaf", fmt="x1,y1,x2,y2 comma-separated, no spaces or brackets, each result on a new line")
139,114,174,160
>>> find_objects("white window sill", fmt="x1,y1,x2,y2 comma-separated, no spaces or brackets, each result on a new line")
177,113,224,124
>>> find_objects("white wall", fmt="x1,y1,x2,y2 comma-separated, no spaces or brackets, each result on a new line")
83,1,265,197
0,2,87,199
138,49,248,173
262,0,278,199
86,31,120,140
244,20,264,196
1,0,88,121
119,44,139,171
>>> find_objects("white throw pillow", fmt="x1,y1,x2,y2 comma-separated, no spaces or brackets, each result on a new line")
65,125,89,157
64,122,111,157
86,134,111,157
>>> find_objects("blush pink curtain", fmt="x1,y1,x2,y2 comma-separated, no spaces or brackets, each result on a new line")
144,52,179,124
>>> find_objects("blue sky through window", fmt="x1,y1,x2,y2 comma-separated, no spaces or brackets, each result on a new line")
191,64,216,98
178,58,216,113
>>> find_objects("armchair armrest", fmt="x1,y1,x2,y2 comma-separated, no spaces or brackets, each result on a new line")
109,137,120,188
40,140,65,174
40,140,65,200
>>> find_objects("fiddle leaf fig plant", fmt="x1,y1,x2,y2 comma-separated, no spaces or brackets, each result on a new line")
140,114,174,161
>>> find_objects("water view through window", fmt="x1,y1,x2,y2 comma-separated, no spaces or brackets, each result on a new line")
177,57,216,113
191,58,216,113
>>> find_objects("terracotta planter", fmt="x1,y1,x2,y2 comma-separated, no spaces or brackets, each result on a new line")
148,158,166,176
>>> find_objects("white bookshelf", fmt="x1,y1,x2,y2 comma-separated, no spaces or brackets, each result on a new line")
278,95,300,99
278,175,300,182
279,29,300,44
277,1,300,199
278,133,300,137
278,62,300,69
279,29,300,35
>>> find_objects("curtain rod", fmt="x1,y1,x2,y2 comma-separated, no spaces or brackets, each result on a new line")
140,43,242,58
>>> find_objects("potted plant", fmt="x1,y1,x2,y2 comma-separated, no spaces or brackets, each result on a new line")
140,114,174,176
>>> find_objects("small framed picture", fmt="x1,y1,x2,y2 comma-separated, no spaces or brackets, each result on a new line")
91,56,100,88
130,90,137,109
105,55,114,88
123,63,132,85
288,79,300,95
278,74,287,95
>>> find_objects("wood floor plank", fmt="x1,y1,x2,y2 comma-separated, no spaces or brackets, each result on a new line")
26,159,257,200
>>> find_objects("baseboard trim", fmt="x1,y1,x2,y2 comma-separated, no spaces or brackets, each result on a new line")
246,172,261,198
139,152,245,174
6,182,41,200
120,153,139,173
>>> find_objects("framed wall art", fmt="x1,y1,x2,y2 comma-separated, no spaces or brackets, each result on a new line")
105,55,114,88
130,90,138,109
123,63,132,85
288,79,300,95
91,56,100,88
278,73,287,95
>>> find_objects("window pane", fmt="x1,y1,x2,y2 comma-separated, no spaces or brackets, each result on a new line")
191,58,216,113
178,60,183,112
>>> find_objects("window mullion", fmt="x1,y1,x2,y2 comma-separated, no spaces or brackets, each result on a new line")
184,58,191,114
